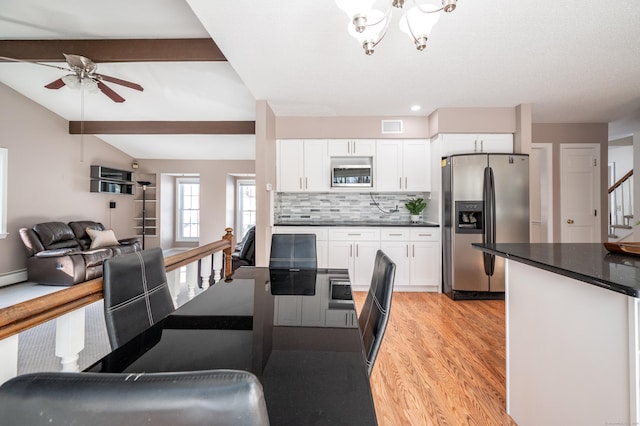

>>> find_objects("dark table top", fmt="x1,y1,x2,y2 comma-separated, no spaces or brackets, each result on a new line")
473,243,640,298
86,267,377,425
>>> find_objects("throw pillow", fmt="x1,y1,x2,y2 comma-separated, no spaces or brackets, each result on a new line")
86,228,120,249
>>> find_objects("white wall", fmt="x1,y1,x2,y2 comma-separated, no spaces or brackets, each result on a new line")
609,145,633,182
0,83,135,276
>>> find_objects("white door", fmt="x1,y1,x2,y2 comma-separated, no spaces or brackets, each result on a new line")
353,241,379,289
375,140,403,191
352,140,375,156
478,134,513,153
440,134,477,156
561,144,601,242
327,139,351,156
380,241,410,286
277,140,303,192
403,139,431,191
303,140,329,191
327,240,353,280
410,241,439,287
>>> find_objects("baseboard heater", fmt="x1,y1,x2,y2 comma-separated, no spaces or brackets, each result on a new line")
0,269,28,288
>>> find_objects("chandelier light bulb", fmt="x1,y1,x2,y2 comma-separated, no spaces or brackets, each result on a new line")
353,14,368,33
442,0,457,13
338,0,458,55
399,5,441,50
347,8,388,53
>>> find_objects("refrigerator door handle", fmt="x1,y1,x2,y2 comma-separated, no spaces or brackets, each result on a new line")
482,167,496,276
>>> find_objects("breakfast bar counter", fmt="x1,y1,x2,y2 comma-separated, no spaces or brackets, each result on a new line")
473,243,640,426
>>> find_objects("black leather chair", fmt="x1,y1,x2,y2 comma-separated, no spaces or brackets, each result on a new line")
0,370,270,426
269,234,317,270
103,247,174,349
232,226,256,272
358,249,396,376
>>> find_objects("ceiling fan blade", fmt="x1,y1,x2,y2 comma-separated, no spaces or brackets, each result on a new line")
63,53,97,73
98,74,144,92
44,78,66,89
97,81,125,103
0,55,69,71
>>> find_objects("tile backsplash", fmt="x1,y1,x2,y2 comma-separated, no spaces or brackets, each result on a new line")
275,192,428,223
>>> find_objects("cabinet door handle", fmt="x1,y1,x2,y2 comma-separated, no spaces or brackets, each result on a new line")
348,141,351,154
349,244,353,257
399,177,402,189
305,177,308,189
474,140,478,152
352,141,356,154
347,233,361,236
480,139,484,152
405,177,408,188
389,233,402,236
356,244,359,257
406,244,409,257
412,244,415,257
299,177,302,189
418,233,432,237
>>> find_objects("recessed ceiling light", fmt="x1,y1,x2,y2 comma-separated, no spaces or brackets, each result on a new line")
411,105,421,112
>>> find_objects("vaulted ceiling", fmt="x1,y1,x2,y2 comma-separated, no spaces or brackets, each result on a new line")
1,0,639,160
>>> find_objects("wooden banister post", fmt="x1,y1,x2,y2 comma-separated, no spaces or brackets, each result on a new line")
223,227,234,278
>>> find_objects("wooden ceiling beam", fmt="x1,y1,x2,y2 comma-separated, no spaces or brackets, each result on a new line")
69,121,255,135
0,39,225,62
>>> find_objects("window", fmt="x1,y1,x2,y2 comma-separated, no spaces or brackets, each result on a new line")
176,177,199,241
0,148,7,239
237,180,256,239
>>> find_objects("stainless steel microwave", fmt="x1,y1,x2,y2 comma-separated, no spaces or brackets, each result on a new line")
331,164,373,188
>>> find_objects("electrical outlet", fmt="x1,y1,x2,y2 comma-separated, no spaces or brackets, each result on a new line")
109,201,116,209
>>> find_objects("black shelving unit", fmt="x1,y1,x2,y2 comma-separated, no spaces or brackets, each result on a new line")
90,165,134,195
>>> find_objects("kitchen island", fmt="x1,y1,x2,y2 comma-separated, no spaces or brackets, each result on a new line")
473,243,640,426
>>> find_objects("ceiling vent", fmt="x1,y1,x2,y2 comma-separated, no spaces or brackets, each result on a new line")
381,120,403,134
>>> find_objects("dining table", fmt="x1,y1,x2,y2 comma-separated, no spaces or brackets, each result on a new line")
85,266,378,425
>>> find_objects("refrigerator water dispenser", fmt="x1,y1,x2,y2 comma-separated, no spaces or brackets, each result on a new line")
455,201,483,234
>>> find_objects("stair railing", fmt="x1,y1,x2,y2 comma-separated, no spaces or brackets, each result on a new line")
608,169,634,238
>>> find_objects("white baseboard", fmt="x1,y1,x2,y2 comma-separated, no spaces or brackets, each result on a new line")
0,270,27,288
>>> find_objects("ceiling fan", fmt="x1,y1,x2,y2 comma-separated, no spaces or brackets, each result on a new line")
0,53,143,103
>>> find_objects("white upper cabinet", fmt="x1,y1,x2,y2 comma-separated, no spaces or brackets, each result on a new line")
277,139,329,192
375,139,431,192
440,133,513,156
328,139,375,157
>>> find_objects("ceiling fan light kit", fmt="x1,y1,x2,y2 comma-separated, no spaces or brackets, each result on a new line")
0,53,143,102
336,0,458,55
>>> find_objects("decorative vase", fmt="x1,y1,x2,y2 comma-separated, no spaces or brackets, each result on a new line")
410,214,421,223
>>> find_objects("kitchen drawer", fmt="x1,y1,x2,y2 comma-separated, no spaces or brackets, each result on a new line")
328,228,381,241
274,226,328,240
380,228,411,241
410,229,439,241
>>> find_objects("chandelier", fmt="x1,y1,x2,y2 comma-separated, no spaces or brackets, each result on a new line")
336,0,458,55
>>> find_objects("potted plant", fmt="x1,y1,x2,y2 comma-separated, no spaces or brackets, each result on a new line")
405,197,427,223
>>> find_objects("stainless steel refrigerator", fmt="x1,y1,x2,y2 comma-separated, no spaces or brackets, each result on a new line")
442,153,529,300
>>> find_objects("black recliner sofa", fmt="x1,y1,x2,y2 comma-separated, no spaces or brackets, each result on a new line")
231,226,255,273
19,221,140,286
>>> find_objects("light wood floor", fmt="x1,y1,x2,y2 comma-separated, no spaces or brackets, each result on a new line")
353,292,517,426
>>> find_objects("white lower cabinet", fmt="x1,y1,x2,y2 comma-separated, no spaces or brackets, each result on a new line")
324,309,357,328
273,226,440,292
380,228,440,291
328,228,381,290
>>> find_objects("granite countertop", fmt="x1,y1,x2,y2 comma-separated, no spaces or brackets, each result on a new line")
473,243,640,298
274,221,439,227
